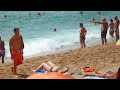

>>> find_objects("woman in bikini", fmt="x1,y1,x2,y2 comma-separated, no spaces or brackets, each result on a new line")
109,19,114,38
32,61,69,74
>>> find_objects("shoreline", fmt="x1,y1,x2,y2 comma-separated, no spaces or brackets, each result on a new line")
0,43,120,79
3,35,115,63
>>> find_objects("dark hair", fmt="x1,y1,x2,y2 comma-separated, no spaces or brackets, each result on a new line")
14,28,19,32
110,19,113,22
116,68,120,79
80,23,83,26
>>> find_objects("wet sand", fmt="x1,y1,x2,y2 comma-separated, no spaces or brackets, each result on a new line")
0,44,120,79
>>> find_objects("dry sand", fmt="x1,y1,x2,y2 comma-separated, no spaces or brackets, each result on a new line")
0,44,120,79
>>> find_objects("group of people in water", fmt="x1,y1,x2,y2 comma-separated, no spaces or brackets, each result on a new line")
80,15,120,48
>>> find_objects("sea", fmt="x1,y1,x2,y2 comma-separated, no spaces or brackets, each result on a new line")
0,11,119,63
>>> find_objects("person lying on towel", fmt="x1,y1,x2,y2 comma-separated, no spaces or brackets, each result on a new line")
84,67,120,79
32,61,80,75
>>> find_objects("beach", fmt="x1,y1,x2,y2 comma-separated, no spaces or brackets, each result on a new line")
0,44,120,79
0,11,120,79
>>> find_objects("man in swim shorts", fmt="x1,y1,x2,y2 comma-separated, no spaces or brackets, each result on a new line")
79,23,87,48
0,37,5,63
9,28,24,76
93,18,108,45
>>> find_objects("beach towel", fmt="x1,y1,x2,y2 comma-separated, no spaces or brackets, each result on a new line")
84,76,107,79
35,69,46,74
12,50,23,66
64,69,81,75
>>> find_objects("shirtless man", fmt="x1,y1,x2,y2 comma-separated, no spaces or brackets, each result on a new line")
114,16,120,42
0,37,5,63
80,23,87,48
9,28,24,76
109,19,114,38
93,18,108,45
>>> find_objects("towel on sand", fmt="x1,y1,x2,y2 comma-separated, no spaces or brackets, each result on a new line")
84,76,107,79
35,69,46,74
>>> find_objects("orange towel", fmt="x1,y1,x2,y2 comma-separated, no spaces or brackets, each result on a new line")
12,50,23,66
83,67,96,72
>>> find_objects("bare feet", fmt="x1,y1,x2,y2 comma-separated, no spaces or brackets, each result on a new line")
32,70,36,72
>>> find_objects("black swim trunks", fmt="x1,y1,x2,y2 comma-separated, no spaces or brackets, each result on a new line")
50,67,62,72
80,36,85,40
110,29,114,33
101,30,107,37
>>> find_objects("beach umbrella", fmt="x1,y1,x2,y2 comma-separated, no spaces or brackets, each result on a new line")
26,72,74,79
116,39,120,45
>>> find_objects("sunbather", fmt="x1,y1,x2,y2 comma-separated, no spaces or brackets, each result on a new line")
32,61,69,74
32,61,80,75
84,67,120,79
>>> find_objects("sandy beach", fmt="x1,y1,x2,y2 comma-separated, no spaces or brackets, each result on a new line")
0,44,120,79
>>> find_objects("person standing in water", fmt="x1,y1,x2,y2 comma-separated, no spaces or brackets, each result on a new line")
97,12,101,16
79,23,87,48
93,18,108,45
4,15,6,19
80,11,83,15
53,28,57,32
109,19,114,38
0,37,5,63
114,16,120,42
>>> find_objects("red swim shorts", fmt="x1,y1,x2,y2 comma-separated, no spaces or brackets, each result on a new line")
12,50,23,66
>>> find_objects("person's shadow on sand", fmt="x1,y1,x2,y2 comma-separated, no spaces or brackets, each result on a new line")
15,74,29,79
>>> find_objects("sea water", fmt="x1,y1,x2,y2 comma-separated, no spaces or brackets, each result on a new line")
0,11,119,62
